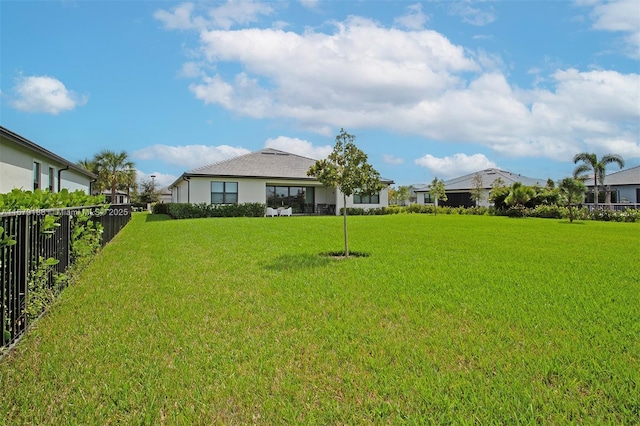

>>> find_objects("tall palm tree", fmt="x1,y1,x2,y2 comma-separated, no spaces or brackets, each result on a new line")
94,150,135,203
573,153,624,210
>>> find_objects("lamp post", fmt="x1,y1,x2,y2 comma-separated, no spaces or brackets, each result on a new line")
150,174,156,190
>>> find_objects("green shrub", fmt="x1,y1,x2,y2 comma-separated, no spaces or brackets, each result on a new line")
530,205,568,219
152,203,170,215
164,203,267,219
591,208,640,222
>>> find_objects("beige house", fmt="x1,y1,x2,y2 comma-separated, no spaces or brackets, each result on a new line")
0,126,95,194
168,148,393,215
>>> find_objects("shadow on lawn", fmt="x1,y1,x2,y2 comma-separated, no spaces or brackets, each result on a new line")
145,214,172,222
263,253,334,271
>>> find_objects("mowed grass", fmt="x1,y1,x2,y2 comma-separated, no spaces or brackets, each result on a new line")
1,213,638,424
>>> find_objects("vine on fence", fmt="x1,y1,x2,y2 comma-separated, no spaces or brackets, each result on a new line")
1,189,111,350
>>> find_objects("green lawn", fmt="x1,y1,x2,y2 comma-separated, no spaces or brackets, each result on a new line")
1,213,638,424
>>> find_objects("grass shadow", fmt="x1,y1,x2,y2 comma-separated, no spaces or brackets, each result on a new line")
558,220,587,225
145,214,172,222
263,253,334,271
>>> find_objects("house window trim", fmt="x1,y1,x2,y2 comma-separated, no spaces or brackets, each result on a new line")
211,181,238,205
353,191,380,204
33,161,41,190
48,167,55,192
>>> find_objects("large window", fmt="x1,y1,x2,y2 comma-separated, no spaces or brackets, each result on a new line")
266,186,315,213
353,192,380,204
33,162,41,190
211,181,238,204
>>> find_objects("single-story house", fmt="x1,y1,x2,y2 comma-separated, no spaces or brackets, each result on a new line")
586,165,640,205
414,168,546,208
158,186,172,204
168,148,394,215
98,190,130,204
0,126,95,194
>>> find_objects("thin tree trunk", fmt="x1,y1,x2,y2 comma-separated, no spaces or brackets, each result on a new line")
343,193,349,257
593,176,599,212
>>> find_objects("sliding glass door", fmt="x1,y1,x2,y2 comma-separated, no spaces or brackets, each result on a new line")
266,186,315,213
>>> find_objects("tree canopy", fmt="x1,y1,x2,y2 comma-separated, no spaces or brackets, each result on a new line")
307,128,382,257
573,153,624,209
80,150,135,203
428,177,447,215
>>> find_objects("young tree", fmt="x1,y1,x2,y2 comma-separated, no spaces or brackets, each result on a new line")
397,185,410,206
470,172,484,207
133,178,160,205
573,153,624,210
428,177,447,215
559,177,587,223
307,128,382,257
387,186,397,205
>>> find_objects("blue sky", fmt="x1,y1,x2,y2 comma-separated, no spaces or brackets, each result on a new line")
2,0,639,188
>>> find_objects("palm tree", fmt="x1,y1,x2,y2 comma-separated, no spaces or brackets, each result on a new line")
573,153,624,210
94,150,135,203
504,182,535,217
559,177,587,223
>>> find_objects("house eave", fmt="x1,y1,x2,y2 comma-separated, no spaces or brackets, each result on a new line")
1,126,97,180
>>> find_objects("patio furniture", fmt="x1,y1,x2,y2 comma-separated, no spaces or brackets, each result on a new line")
279,207,292,216
266,207,278,217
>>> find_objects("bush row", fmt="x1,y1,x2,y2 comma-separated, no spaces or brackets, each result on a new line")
152,201,640,222
153,203,266,219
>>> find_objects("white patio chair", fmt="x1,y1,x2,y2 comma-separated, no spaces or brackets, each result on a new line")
279,207,292,216
266,207,278,217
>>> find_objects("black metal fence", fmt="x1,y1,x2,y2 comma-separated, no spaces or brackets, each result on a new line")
1,204,131,349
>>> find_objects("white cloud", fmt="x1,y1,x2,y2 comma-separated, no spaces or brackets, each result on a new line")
414,153,497,178
299,0,320,11
132,144,250,169
264,136,332,159
154,3,204,30
10,75,87,114
154,1,273,31
394,3,428,30
448,3,496,26
137,171,178,189
159,8,640,162
382,154,404,165
587,0,640,58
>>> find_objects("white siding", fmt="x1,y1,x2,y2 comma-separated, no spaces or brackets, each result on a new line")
0,139,91,194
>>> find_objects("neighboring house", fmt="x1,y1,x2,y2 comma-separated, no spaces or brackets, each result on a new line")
0,126,95,194
98,190,130,204
158,186,172,204
168,148,393,215
586,165,640,205
414,168,546,208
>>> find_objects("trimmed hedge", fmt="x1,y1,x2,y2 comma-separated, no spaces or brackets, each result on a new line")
153,203,266,219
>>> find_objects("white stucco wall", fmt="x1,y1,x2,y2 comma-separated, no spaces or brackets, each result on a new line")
0,138,91,194
169,177,391,214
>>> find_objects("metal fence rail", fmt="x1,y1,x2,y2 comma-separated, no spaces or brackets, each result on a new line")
1,204,131,349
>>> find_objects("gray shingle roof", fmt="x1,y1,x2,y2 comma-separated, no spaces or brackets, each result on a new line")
187,148,318,180
180,147,393,184
415,168,546,192
602,165,640,186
